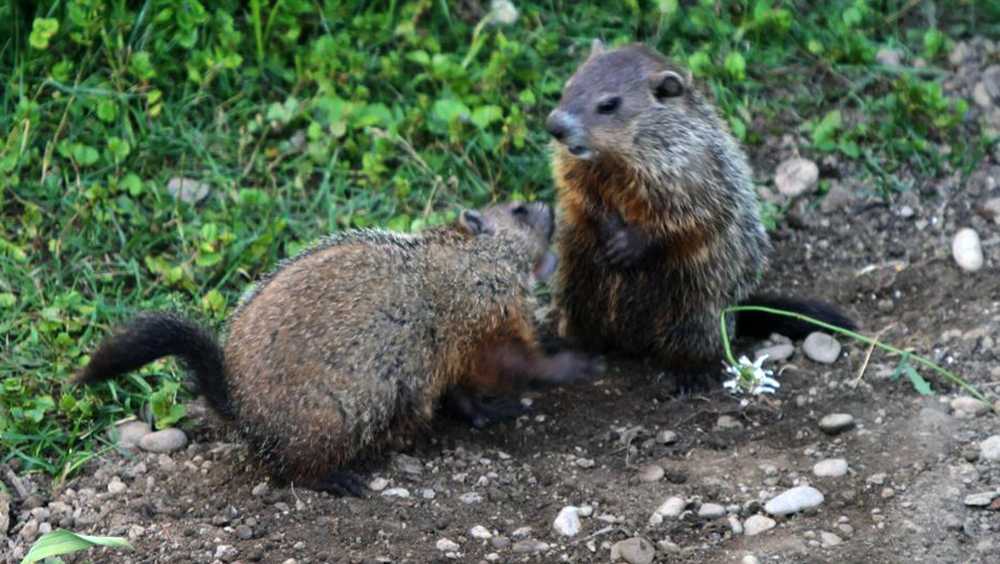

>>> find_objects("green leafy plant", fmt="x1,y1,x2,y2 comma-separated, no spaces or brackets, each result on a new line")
21,530,132,564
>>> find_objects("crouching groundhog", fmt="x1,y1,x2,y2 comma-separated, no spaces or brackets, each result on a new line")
74,202,600,495
545,41,854,390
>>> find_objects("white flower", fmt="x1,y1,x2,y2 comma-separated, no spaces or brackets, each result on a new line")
488,0,519,26
722,354,780,397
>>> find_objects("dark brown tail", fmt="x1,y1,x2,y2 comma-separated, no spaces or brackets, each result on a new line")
735,294,857,340
74,312,235,420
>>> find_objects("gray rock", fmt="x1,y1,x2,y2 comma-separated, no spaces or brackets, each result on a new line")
803,332,842,364
949,41,971,66
469,525,492,539
394,454,423,475
107,476,127,495
774,158,819,197
0,490,9,537
978,197,1000,225
19,518,39,543
382,488,410,498
251,482,270,497
716,415,743,430
952,228,984,272
552,506,581,537
436,538,460,552
235,524,253,540
638,464,664,483
653,496,686,520
166,177,211,204
459,492,482,504
728,514,744,535
214,545,238,562
655,430,677,445
820,531,843,547
764,485,825,516
951,396,990,417
744,514,776,536
138,428,188,453
742,556,761,564
819,413,855,435
813,458,849,478
512,539,549,553
610,537,655,564
368,477,389,492
113,420,152,449
964,491,999,507
698,503,726,519
755,343,794,362
981,435,1000,461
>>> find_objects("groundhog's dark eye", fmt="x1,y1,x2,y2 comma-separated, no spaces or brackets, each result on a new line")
596,97,621,114
511,204,528,218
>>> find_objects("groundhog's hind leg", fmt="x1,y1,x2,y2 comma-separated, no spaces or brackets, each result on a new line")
658,312,727,394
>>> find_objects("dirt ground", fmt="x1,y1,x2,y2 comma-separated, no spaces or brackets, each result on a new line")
3,40,1000,564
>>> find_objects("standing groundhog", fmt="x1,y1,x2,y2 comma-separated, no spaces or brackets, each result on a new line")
545,41,853,389
74,202,599,495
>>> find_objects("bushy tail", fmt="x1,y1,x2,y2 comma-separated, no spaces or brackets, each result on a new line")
74,312,235,420
734,294,857,340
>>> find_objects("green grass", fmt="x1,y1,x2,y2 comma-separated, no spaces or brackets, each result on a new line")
1,0,996,478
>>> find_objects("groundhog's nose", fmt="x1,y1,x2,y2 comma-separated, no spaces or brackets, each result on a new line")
545,111,569,141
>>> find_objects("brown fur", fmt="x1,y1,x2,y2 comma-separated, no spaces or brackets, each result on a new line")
546,43,771,385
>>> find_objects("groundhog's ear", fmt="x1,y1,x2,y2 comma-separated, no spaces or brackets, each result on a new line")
650,70,685,100
588,38,605,59
459,210,493,236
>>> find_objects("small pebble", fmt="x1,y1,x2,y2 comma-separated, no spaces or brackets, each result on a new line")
436,538,460,552
552,506,581,537
138,428,188,453
764,485,825,516
742,556,761,564
459,492,482,504
755,343,794,363
469,525,492,539
744,515,776,536
251,482,270,497
653,496,686,520
382,488,411,498
964,492,999,507
820,531,843,547
655,430,677,445
774,158,819,198
113,420,152,449
803,332,842,364
980,435,1000,461
107,477,127,495
511,539,549,553
698,503,726,519
368,477,389,492
638,464,664,483
813,458,849,478
952,228,984,272
950,396,990,417
576,458,596,469
166,176,211,204
235,525,253,540
875,47,902,66
610,537,655,564
716,415,743,430
819,413,855,435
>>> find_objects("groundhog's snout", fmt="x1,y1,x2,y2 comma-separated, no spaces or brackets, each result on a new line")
545,110,591,159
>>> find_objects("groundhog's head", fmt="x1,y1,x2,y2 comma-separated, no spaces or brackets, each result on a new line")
546,41,717,172
458,201,557,281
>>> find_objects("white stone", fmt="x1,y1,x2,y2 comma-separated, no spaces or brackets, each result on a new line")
113,420,152,449
655,430,677,445
166,177,211,204
382,488,411,498
652,496,686,521
638,464,664,482
951,396,990,416
820,531,843,547
553,506,581,537
459,492,482,504
698,503,726,519
980,435,1000,461
436,538,460,552
774,158,819,197
819,413,855,434
469,525,492,539
107,477,127,495
368,477,389,491
138,428,188,453
964,492,998,506
952,228,984,272
803,332,842,364
744,515,776,536
755,343,794,362
813,458,849,478
765,485,825,516
610,537,655,564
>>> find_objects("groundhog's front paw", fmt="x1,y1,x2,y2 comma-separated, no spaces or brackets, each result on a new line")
546,351,606,384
